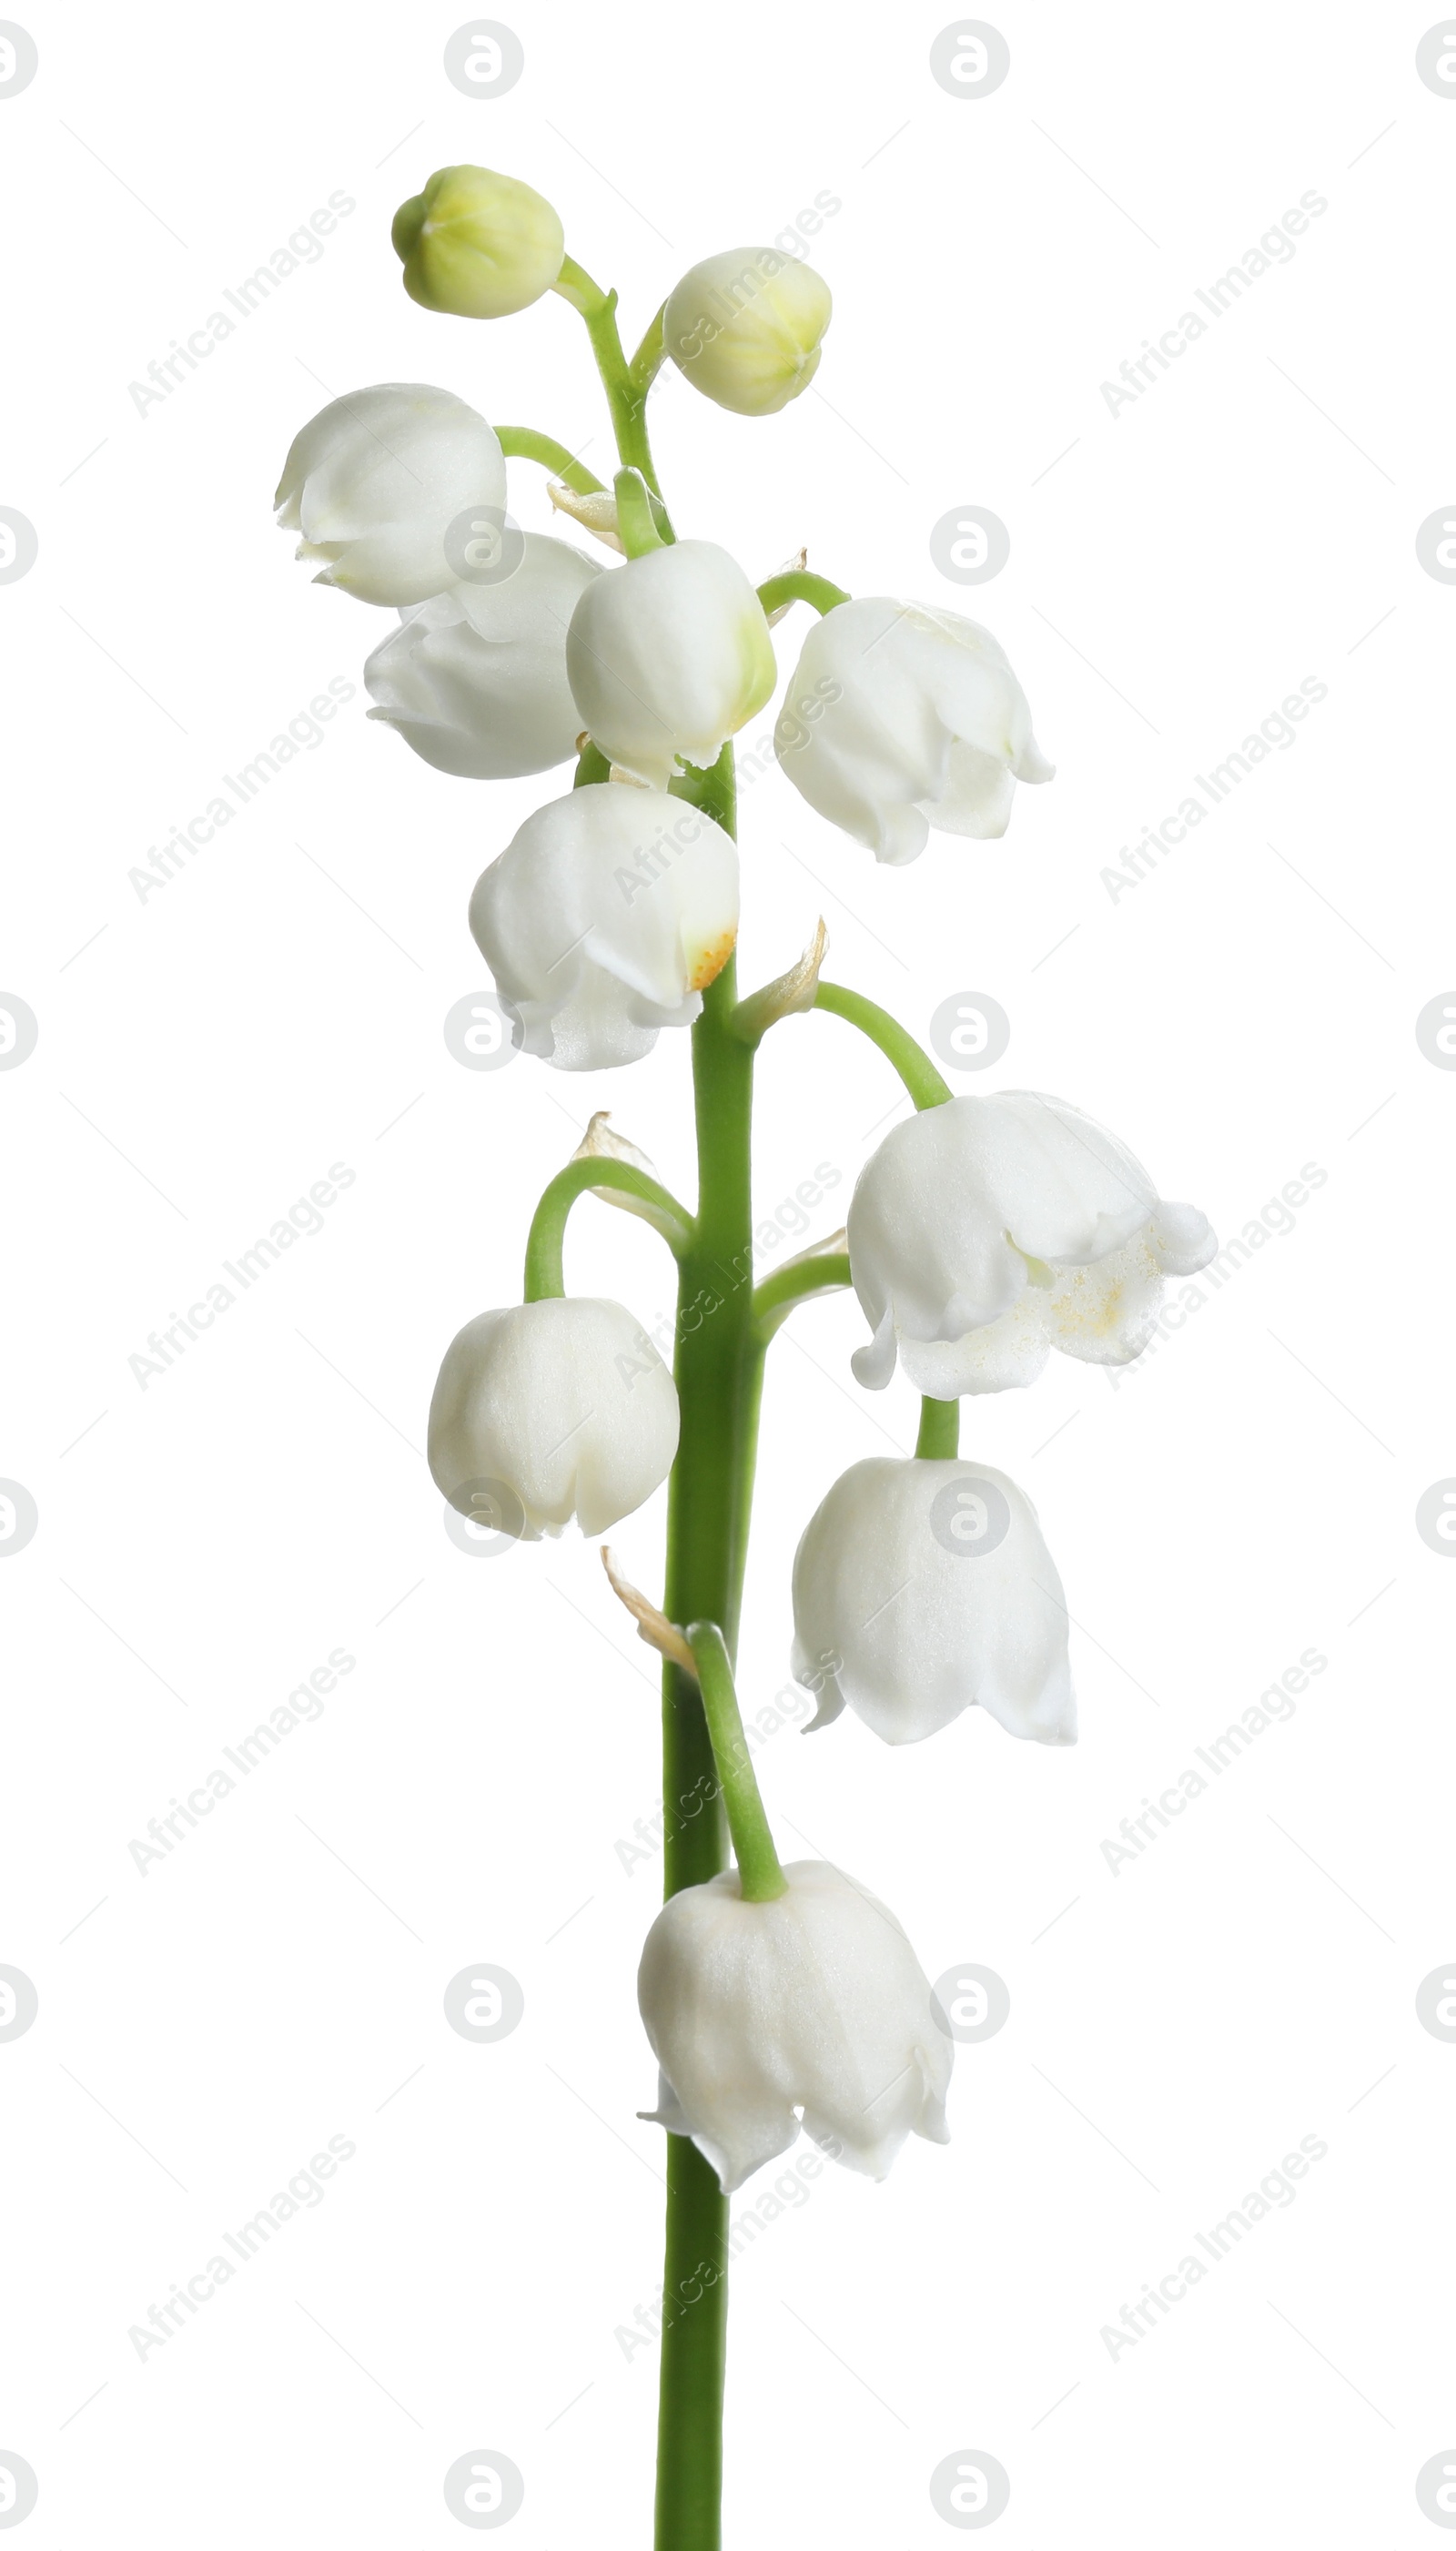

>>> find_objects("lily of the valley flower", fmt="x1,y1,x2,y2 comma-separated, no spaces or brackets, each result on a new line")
774,597,1053,864
364,532,602,777
791,1458,1075,1746
428,1298,679,1537
638,1859,951,2192
663,246,832,416
846,1091,1216,1394
275,384,505,606
565,540,776,788
392,164,564,318
469,784,739,1069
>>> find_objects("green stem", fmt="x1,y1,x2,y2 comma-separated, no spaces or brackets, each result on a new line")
630,303,668,394
915,1396,960,1459
755,569,850,618
573,739,612,788
750,1250,853,1343
493,426,604,495
522,1160,693,1301
813,982,952,1109
555,254,672,518
656,744,754,2551
686,1624,786,1901
615,467,665,558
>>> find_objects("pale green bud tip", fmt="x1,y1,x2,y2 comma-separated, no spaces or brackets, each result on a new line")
663,246,832,417
392,165,565,319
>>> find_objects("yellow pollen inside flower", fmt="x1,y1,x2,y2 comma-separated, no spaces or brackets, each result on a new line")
687,930,737,992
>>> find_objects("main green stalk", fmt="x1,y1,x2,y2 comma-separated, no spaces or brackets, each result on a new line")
655,749,757,2551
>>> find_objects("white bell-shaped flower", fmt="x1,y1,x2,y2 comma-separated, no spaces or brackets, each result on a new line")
638,1859,951,2192
566,540,776,788
774,597,1053,864
847,1092,1215,1394
469,785,739,1068
791,1458,1074,1746
274,384,506,606
663,246,832,416
428,1298,678,1538
364,533,601,777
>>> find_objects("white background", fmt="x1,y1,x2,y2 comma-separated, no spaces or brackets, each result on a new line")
3,1,1454,2541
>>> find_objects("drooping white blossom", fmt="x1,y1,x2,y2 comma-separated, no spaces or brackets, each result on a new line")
428,1298,679,1538
846,1092,1215,1393
468,785,739,1068
364,533,601,777
775,598,1053,863
274,384,506,607
566,540,776,788
791,1457,1075,1746
638,1859,952,2192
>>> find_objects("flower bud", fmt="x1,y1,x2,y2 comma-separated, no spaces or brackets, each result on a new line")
274,383,505,606
664,247,831,416
469,785,739,1068
428,1299,678,1538
638,1860,951,2192
846,1092,1215,1395
364,533,601,778
392,165,565,318
566,540,775,788
791,1458,1075,1746
775,598,1053,864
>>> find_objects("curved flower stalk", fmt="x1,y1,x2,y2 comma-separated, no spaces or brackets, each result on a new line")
274,161,1214,2551
468,784,739,1068
790,1457,1075,1745
846,1089,1216,1393
274,385,506,605
364,532,601,777
775,596,1053,864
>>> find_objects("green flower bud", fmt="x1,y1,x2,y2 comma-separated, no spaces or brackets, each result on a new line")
392,166,565,319
663,247,832,417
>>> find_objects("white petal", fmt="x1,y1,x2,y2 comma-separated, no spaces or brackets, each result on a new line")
427,1298,678,1536
790,1459,1075,1746
567,540,776,788
276,384,506,607
469,786,739,1072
